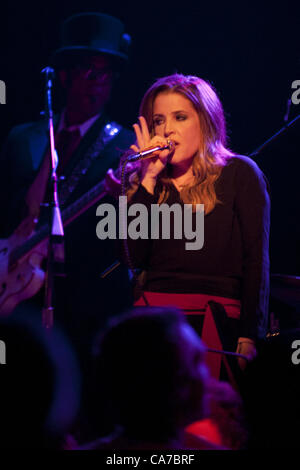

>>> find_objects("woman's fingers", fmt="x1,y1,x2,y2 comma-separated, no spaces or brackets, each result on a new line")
138,116,151,142
130,144,139,153
133,116,151,150
158,149,171,162
132,123,144,149
132,116,170,162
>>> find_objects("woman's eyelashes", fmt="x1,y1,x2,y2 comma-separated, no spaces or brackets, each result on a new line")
153,113,188,127
176,113,187,121
153,117,164,127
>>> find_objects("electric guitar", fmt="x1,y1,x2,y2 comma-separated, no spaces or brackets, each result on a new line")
0,177,109,316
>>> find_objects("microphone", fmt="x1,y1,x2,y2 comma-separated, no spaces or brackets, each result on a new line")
127,140,174,162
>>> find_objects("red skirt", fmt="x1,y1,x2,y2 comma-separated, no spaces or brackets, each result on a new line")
134,291,241,382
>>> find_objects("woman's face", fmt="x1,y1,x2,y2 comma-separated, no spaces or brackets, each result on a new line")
152,91,202,171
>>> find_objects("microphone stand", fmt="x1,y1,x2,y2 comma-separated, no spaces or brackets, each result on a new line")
41,67,64,329
250,107,300,157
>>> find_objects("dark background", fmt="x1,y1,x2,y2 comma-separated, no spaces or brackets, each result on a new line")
0,0,299,275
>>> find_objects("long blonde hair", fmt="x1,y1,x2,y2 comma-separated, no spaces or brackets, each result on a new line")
125,74,234,214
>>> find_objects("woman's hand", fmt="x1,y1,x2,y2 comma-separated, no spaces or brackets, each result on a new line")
131,116,172,193
236,337,257,370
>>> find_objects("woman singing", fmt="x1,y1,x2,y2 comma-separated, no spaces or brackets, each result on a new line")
116,74,270,380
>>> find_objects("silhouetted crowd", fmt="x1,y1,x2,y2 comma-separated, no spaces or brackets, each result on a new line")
1,304,299,450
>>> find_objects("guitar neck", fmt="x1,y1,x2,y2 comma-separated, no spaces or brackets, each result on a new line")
10,178,108,265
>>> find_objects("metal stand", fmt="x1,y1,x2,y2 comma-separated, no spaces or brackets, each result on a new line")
250,109,300,157
41,67,64,329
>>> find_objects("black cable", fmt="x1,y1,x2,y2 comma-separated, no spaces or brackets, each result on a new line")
120,159,149,306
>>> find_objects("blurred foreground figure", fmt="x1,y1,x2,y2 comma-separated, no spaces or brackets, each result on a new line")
0,307,81,448
186,379,248,449
79,306,222,450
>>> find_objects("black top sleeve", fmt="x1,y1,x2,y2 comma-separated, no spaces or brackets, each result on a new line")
234,157,270,339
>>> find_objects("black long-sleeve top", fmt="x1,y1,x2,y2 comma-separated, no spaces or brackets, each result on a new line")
125,155,270,340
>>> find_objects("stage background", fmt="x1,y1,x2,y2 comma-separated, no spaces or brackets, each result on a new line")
0,0,299,275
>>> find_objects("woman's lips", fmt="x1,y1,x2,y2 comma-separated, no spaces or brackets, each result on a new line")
169,141,178,148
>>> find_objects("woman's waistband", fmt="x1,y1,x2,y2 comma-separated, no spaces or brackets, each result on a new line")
135,291,241,319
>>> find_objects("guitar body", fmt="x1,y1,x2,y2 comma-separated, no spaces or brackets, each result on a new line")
0,173,109,317
0,231,46,316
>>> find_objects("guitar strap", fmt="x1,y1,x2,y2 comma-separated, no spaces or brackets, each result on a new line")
25,121,122,225
58,121,122,206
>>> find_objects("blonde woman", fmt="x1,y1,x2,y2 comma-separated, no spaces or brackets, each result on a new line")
116,74,270,380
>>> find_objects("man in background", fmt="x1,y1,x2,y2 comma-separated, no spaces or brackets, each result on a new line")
0,12,135,383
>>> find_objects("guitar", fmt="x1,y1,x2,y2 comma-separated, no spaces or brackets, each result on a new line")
0,177,109,316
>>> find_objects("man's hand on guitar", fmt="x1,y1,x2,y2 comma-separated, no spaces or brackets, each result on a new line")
14,215,37,239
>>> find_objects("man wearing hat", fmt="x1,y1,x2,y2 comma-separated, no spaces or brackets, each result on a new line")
0,13,135,392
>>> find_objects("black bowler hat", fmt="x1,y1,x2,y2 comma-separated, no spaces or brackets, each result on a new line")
52,12,131,68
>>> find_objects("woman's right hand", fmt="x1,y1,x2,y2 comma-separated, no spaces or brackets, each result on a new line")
131,116,172,192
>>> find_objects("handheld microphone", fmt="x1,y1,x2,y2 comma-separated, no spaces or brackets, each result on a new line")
127,140,174,162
